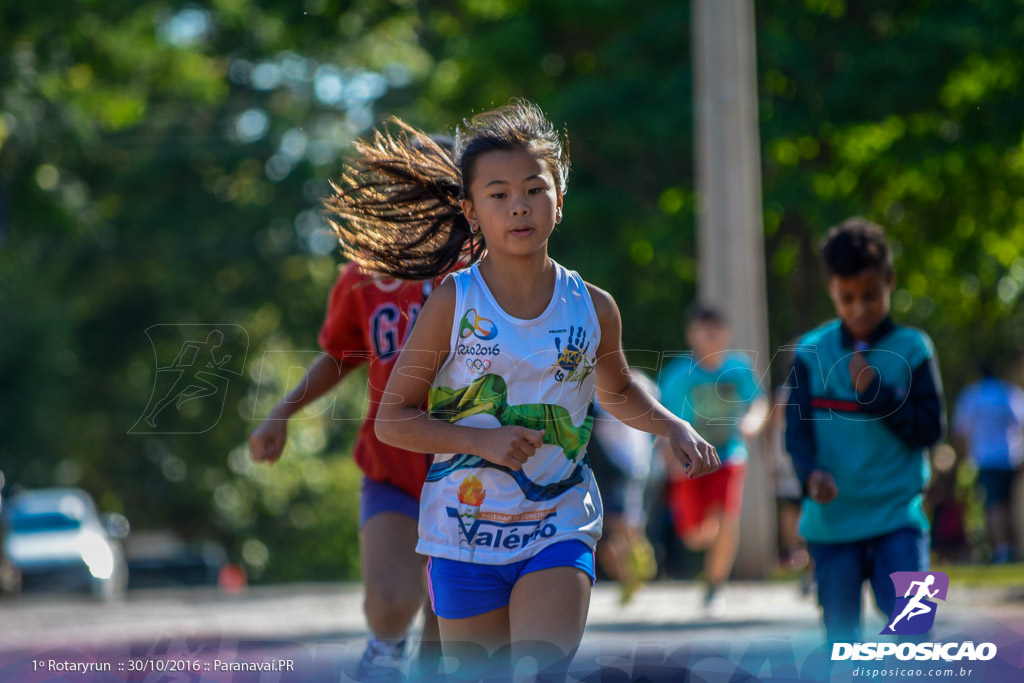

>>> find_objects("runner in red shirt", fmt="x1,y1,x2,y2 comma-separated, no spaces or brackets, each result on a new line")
249,262,439,679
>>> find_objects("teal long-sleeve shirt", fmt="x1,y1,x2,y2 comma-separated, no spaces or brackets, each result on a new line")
784,317,945,543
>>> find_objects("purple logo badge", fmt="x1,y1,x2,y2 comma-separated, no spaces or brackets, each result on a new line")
882,571,949,635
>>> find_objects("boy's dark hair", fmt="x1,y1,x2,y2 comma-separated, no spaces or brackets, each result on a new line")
819,217,893,278
325,100,567,280
688,304,727,327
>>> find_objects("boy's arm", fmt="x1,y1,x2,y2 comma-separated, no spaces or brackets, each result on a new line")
786,356,838,503
784,355,818,489
855,351,946,449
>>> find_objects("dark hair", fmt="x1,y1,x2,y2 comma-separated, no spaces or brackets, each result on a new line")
325,101,568,280
687,304,727,327
455,99,569,198
819,217,894,278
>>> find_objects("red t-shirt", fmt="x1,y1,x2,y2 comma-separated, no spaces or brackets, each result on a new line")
318,262,434,500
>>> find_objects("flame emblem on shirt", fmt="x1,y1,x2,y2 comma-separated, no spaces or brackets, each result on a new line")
457,475,487,506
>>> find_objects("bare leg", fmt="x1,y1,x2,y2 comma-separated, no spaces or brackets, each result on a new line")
987,502,1013,558
595,515,629,581
360,512,426,639
437,605,511,678
417,577,442,676
681,511,721,553
778,501,808,568
705,514,741,587
509,567,591,681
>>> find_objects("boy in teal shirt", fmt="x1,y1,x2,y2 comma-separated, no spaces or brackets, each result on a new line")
785,218,945,642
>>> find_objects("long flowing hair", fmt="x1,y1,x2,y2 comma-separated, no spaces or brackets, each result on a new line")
325,101,568,280
324,120,479,280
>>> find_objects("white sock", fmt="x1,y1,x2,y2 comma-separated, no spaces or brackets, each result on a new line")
368,636,407,658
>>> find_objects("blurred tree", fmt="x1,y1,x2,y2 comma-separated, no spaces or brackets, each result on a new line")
0,0,432,581
758,0,1024,391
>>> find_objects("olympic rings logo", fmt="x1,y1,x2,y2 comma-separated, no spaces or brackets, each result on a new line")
465,358,492,374
459,308,498,340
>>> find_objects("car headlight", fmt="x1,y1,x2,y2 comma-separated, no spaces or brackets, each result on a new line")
76,533,115,580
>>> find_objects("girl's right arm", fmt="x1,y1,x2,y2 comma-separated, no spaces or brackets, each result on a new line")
375,277,543,471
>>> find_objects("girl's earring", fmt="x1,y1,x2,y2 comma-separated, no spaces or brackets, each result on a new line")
555,210,562,225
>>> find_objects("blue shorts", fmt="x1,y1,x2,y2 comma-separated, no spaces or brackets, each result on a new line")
359,478,420,527
427,540,596,620
977,468,1014,509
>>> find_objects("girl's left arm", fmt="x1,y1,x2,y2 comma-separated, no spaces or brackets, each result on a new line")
586,283,720,477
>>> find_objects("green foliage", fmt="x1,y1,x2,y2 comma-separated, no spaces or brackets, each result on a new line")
0,0,427,581
758,0,1024,389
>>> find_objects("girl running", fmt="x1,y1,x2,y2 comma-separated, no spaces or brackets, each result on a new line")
332,100,719,675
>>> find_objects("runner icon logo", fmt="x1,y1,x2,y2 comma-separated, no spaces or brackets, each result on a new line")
882,571,949,635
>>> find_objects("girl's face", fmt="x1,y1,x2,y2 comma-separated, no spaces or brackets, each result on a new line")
461,148,562,259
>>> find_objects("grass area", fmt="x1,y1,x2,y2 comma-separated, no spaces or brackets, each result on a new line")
932,563,1024,588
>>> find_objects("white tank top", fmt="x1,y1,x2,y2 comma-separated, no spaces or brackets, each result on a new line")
417,260,604,564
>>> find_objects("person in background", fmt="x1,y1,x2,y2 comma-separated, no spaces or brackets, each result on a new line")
588,369,660,603
952,360,1024,564
248,135,454,682
785,217,945,643
659,306,768,617
766,384,810,577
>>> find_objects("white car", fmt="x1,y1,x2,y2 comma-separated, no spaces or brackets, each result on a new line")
1,488,128,601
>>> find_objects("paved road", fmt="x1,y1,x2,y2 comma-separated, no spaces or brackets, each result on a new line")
0,581,1021,681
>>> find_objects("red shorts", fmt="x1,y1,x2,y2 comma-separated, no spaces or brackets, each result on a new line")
667,461,747,537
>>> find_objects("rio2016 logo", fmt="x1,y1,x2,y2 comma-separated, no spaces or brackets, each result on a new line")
883,571,949,635
459,309,498,340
